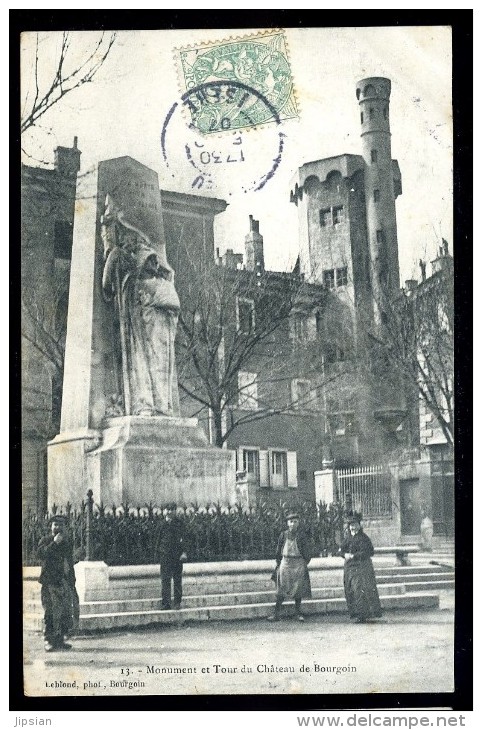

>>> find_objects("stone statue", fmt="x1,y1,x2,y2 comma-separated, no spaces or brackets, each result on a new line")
101,195,180,417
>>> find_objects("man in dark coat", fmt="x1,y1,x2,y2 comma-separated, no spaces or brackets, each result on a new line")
268,512,312,622
156,503,187,610
37,515,76,652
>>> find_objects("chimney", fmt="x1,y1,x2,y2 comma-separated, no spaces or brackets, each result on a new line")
431,240,452,274
245,215,265,273
249,214,259,234
404,279,418,294
220,248,244,270
54,137,81,178
419,260,426,281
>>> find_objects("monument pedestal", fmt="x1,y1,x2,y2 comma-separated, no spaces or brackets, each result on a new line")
48,416,236,508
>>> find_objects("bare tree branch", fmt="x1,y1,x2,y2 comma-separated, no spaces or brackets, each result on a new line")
175,261,341,447
21,31,117,135
366,256,454,446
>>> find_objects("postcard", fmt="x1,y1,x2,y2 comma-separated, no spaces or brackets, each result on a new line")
19,23,460,705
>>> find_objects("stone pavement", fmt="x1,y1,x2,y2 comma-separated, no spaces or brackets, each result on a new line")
23,591,454,698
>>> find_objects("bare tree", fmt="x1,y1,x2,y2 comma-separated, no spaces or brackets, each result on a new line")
21,280,68,438
175,261,348,448
21,31,116,139
367,251,454,447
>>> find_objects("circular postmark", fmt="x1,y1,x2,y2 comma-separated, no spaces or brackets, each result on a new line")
161,81,286,195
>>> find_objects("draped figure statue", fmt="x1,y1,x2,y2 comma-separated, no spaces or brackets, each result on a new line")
101,195,180,417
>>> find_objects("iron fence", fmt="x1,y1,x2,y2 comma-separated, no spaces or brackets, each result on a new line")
22,498,345,566
335,465,393,517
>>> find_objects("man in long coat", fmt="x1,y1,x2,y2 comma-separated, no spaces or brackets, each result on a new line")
37,515,76,651
156,503,187,610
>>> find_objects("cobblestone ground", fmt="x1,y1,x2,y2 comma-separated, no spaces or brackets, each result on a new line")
23,591,454,698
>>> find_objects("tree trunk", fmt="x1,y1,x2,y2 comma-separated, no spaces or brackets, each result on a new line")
213,409,225,448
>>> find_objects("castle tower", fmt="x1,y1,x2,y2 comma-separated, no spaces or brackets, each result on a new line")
244,214,265,273
287,78,406,465
356,77,401,318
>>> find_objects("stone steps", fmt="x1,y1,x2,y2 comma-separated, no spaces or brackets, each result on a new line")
23,560,453,633
24,591,440,632
375,564,451,575
404,580,454,591
24,575,456,618
376,571,453,584
24,582,409,615
23,568,454,601
23,564,453,600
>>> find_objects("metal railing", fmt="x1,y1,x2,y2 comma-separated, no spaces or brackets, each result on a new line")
22,498,345,566
335,464,393,518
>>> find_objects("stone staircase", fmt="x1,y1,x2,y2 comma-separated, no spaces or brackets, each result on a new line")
23,558,453,633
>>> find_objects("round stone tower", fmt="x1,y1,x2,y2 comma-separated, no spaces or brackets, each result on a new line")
356,77,400,319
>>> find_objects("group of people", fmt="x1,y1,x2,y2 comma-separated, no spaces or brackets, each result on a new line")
37,502,187,652
37,505,381,652
269,510,382,623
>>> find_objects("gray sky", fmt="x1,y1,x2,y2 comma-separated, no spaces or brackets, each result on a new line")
21,26,452,282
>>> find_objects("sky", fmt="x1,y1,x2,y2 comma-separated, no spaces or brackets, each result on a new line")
20,25,453,283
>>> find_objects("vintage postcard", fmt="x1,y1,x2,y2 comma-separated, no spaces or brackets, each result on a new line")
19,23,461,705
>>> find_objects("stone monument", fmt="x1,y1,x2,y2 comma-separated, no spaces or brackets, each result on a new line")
48,156,235,508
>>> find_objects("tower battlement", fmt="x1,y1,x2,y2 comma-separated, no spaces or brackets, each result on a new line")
356,77,391,101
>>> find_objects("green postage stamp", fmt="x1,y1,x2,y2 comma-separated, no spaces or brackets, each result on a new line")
175,29,299,133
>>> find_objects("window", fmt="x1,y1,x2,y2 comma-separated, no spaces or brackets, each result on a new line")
54,289,69,339
383,106,388,119
290,313,308,341
330,414,346,436
323,269,335,289
344,412,357,435
292,379,314,410
329,412,357,437
323,267,347,289
243,449,259,479
270,450,287,488
320,206,344,227
290,313,316,343
360,112,364,124
236,297,255,333
315,311,322,334
374,189,380,202
325,343,346,364
371,149,378,163
336,266,348,287
332,205,344,225
376,229,385,244
54,220,73,260
369,107,374,119
319,208,331,227
238,371,258,410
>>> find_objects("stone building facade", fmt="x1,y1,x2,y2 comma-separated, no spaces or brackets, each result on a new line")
21,139,81,513
409,248,454,537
